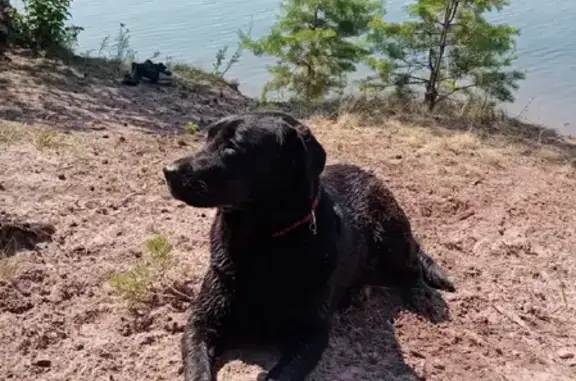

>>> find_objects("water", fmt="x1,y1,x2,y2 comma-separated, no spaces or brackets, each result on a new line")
58,1,576,134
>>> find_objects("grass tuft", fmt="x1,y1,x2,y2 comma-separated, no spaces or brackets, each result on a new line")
0,125,27,146
145,234,173,268
0,252,18,283
109,234,174,307
184,122,199,135
35,129,64,150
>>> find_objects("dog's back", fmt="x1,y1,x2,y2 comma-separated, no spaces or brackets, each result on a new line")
321,163,455,292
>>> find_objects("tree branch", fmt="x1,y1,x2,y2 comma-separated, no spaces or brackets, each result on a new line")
448,0,459,23
437,83,477,103
406,75,428,83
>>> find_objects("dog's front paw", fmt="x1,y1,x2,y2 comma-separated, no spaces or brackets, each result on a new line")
256,370,279,381
261,365,283,381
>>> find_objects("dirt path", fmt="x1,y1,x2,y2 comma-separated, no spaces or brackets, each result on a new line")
1,53,576,381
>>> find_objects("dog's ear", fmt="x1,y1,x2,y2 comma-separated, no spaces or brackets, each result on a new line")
293,122,326,178
204,114,243,139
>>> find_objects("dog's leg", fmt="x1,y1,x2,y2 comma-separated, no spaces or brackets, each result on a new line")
367,223,456,293
265,323,330,381
417,248,456,292
148,70,160,84
181,315,219,381
181,271,232,381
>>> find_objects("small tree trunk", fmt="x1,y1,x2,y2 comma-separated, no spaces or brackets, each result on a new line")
425,0,459,111
424,87,438,111
304,5,321,101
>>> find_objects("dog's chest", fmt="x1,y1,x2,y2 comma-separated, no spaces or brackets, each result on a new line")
229,244,333,318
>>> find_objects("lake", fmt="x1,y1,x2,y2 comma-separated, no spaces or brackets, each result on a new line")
58,0,576,135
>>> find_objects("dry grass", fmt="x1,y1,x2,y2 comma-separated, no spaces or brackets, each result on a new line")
0,252,18,283
171,63,234,89
262,91,575,167
0,123,28,145
35,129,65,150
316,111,570,169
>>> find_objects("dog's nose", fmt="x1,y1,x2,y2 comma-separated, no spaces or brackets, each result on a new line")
163,162,181,178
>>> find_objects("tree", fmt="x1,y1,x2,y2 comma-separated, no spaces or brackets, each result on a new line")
365,0,526,111
240,0,385,101
9,0,83,53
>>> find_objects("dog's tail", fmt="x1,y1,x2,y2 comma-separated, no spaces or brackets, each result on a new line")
418,249,456,292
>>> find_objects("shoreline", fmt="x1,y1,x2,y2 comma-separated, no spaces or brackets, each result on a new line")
0,48,575,167
66,0,576,137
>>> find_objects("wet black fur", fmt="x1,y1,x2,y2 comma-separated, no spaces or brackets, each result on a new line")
162,110,456,381
121,59,172,86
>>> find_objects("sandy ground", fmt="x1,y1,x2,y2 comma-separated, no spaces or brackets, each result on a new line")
1,52,576,381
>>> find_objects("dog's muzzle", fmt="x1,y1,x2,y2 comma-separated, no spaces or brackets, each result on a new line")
162,161,213,206
163,162,182,183
163,161,187,197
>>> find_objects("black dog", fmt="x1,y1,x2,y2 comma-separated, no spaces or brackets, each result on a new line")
163,110,456,381
121,59,172,86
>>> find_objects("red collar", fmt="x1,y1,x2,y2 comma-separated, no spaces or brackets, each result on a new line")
271,195,320,238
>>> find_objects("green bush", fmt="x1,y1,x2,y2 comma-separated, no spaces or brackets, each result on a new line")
9,0,82,53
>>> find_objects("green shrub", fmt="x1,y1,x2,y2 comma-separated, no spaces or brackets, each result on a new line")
109,234,174,307
184,122,198,135
9,0,82,53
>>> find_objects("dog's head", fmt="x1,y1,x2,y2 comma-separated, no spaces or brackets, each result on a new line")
141,60,172,76
163,111,326,208
157,62,172,76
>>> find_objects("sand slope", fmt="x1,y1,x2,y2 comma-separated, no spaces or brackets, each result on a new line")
1,52,576,381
